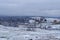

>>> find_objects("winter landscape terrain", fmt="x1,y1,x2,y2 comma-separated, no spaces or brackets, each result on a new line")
0,16,60,40
0,0,60,40
0,25,60,40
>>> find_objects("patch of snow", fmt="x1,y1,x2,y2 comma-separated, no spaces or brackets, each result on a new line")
0,38,7,40
0,24,60,40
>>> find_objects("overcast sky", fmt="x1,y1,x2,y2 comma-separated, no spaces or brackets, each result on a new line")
0,0,60,17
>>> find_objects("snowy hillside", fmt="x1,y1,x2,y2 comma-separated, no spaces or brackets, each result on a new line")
0,25,60,40
0,17,60,40
46,18,60,23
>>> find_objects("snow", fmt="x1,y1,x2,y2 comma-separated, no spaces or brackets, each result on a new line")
29,20,35,24
46,18,60,23
0,38,7,40
50,25,60,29
44,24,60,30
0,23,60,40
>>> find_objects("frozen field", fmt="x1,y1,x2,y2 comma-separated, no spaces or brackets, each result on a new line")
0,25,60,40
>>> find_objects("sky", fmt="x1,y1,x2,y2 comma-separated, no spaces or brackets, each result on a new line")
0,0,60,17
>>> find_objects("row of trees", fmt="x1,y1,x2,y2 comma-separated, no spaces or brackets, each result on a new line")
0,17,29,27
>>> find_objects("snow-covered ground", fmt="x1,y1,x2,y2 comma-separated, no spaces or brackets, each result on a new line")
46,18,60,23
0,25,60,40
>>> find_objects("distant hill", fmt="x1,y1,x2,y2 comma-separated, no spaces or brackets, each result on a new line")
0,15,60,19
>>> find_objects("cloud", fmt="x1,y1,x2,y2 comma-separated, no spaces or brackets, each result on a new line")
42,10,60,17
0,0,60,17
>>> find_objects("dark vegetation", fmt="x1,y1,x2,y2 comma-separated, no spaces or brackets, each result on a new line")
0,16,47,27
